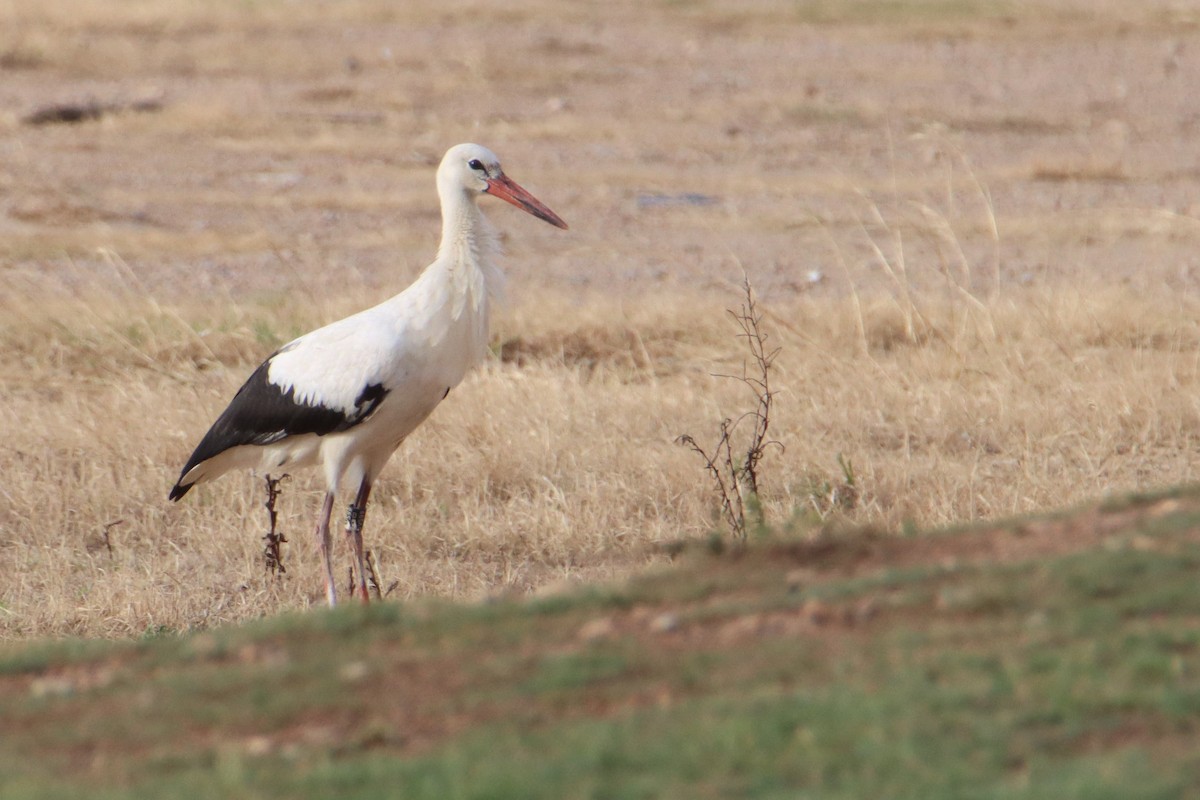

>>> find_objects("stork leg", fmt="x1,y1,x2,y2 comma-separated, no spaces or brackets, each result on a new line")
315,491,337,607
345,478,373,604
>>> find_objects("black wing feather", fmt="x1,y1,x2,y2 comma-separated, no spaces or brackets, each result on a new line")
169,358,388,501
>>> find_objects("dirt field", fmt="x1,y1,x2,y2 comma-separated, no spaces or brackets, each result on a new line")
4,0,1200,637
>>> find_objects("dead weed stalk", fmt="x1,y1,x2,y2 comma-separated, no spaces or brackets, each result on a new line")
262,473,289,576
677,277,783,540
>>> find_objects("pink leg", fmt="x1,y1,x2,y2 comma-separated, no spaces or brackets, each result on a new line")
345,478,373,604
314,491,337,607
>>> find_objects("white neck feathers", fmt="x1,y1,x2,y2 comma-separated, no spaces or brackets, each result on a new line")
387,176,504,380
434,182,505,306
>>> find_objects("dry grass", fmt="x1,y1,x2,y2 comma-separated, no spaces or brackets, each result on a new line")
4,267,1200,637
4,0,1200,637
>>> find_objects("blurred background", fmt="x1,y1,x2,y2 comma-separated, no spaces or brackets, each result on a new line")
4,0,1199,301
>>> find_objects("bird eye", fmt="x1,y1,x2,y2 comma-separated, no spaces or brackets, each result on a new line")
468,159,484,171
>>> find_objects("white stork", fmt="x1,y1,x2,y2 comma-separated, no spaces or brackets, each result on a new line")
169,143,567,606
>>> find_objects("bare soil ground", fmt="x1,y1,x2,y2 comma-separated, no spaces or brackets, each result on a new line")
3,0,1200,637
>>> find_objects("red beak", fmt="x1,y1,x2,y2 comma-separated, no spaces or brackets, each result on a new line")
485,174,568,230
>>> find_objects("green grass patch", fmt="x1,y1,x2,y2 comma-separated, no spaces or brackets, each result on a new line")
5,495,1200,797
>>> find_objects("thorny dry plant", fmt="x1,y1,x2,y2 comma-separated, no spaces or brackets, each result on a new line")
678,278,783,540
261,473,289,576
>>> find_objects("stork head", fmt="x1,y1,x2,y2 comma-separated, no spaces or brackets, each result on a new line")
438,143,568,229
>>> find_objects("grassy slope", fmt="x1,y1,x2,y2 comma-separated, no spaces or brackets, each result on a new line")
4,489,1200,799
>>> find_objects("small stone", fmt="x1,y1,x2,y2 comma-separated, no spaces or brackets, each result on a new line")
243,736,273,757
649,612,680,634
339,661,369,683
29,676,74,699
577,616,616,642
801,599,833,626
